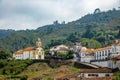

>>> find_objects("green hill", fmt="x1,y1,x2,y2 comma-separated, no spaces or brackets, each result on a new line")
0,9,120,52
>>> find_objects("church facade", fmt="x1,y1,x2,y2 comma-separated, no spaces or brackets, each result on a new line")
13,38,45,60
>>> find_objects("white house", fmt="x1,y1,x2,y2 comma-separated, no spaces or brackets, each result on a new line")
91,42,120,68
13,38,45,60
73,40,120,69
80,48,95,63
50,44,69,55
79,68,113,78
94,46,112,61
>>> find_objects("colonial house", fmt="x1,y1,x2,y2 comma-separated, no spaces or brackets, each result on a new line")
13,38,45,60
80,48,95,63
79,68,113,78
91,42,120,68
74,40,120,69
50,44,69,55
94,46,112,61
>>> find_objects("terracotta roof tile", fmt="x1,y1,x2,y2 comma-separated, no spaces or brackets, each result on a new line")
24,47,36,51
83,49,95,54
114,55,120,60
14,50,23,54
113,42,120,46
79,68,113,73
95,46,112,52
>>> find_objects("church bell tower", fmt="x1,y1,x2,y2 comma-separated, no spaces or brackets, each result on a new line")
36,38,42,47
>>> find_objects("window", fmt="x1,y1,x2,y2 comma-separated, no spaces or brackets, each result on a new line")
105,74,110,76
88,74,98,77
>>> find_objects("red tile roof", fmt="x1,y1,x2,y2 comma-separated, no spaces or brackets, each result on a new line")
95,46,112,52
84,49,95,54
114,55,120,60
14,50,23,54
23,47,36,51
113,42,120,46
79,68,113,73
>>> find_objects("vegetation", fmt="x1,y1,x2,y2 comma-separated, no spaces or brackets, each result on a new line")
19,62,79,80
0,9,120,52
0,50,12,59
0,59,32,75
113,71,120,80
52,50,74,59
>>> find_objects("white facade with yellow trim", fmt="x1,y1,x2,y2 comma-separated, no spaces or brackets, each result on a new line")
13,38,45,60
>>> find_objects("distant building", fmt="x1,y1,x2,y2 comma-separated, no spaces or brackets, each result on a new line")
80,48,95,63
13,38,45,60
50,44,69,55
79,68,113,78
72,40,120,69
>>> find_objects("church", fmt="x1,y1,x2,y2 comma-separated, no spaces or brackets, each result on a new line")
13,38,45,60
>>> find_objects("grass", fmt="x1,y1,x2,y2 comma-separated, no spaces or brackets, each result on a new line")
18,62,79,80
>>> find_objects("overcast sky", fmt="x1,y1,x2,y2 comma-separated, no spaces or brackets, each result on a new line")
0,0,119,30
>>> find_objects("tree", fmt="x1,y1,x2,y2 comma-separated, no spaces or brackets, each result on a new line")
67,33,79,42
81,38,102,48
0,50,12,59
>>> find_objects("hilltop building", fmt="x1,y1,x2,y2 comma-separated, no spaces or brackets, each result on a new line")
13,38,45,60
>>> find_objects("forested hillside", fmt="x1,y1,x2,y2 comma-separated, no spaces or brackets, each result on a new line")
0,30,15,39
0,9,120,52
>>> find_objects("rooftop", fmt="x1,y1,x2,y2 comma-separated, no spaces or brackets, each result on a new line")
23,47,36,51
14,50,23,54
82,76,115,80
79,68,113,73
95,46,112,52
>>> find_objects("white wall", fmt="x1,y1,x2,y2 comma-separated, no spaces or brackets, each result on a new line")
30,51,34,59
116,60,120,70
14,54,23,59
91,60,117,69
80,73,113,78
23,51,29,59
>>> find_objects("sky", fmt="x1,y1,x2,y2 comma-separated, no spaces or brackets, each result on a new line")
0,0,119,30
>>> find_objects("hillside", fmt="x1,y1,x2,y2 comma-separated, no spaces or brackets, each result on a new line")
0,59,79,80
19,62,79,80
0,29,15,39
0,9,120,52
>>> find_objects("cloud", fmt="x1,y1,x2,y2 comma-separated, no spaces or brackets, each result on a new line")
0,0,119,30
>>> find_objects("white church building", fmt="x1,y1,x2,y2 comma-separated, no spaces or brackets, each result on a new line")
13,38,45,60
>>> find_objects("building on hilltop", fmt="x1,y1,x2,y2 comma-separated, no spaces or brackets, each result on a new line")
13,38,45,60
